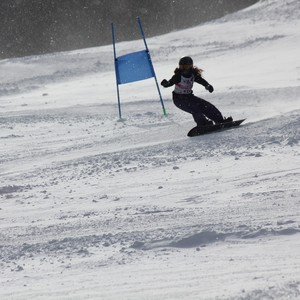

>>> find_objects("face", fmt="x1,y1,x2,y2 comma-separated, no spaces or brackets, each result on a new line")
179,64,193,75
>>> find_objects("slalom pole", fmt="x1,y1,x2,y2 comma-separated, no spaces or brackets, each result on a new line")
111,22,122,119
137,17,167,116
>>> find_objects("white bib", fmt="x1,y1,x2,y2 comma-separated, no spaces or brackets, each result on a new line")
174,75,194,94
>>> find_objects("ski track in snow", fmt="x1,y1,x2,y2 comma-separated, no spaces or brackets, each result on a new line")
1,0,300,299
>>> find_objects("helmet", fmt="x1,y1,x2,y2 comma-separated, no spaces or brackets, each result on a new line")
179,56,193,65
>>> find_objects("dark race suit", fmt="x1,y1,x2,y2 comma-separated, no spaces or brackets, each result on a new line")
162,69,224,126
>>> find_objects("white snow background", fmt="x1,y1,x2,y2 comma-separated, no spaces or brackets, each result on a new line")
1,0,300,299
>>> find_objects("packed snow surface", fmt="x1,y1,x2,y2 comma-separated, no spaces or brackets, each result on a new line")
1,0,300,299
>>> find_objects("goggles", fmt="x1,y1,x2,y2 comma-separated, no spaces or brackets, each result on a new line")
179,64,193,70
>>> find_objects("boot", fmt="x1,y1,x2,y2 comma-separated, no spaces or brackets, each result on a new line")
223,116,233,123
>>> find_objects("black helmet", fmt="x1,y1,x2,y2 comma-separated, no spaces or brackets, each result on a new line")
179,56,193,65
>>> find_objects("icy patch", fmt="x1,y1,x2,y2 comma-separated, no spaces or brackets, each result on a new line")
0,185,24,195
132,227,300,251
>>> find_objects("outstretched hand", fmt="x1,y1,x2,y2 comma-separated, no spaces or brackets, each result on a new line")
161,79,168,87
206,84,214,93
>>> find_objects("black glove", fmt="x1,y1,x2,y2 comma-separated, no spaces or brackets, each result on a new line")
205,84,214,93
161,79,169,87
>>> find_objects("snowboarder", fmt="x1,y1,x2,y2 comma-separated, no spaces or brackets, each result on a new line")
161,56,232,126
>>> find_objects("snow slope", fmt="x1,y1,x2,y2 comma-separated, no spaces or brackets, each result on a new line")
1,0,300,299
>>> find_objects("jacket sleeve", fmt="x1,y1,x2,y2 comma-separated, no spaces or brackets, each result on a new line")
163,73,181,87
194,74,210,87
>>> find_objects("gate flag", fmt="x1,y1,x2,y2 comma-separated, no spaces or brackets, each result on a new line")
116,50,154,84
112,17,166,119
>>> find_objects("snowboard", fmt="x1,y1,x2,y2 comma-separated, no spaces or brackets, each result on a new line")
187,119,246,137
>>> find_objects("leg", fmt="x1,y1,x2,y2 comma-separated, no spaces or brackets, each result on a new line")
173,93,214,125
173,93,224,125
191,95,224,124
192,113,211,126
